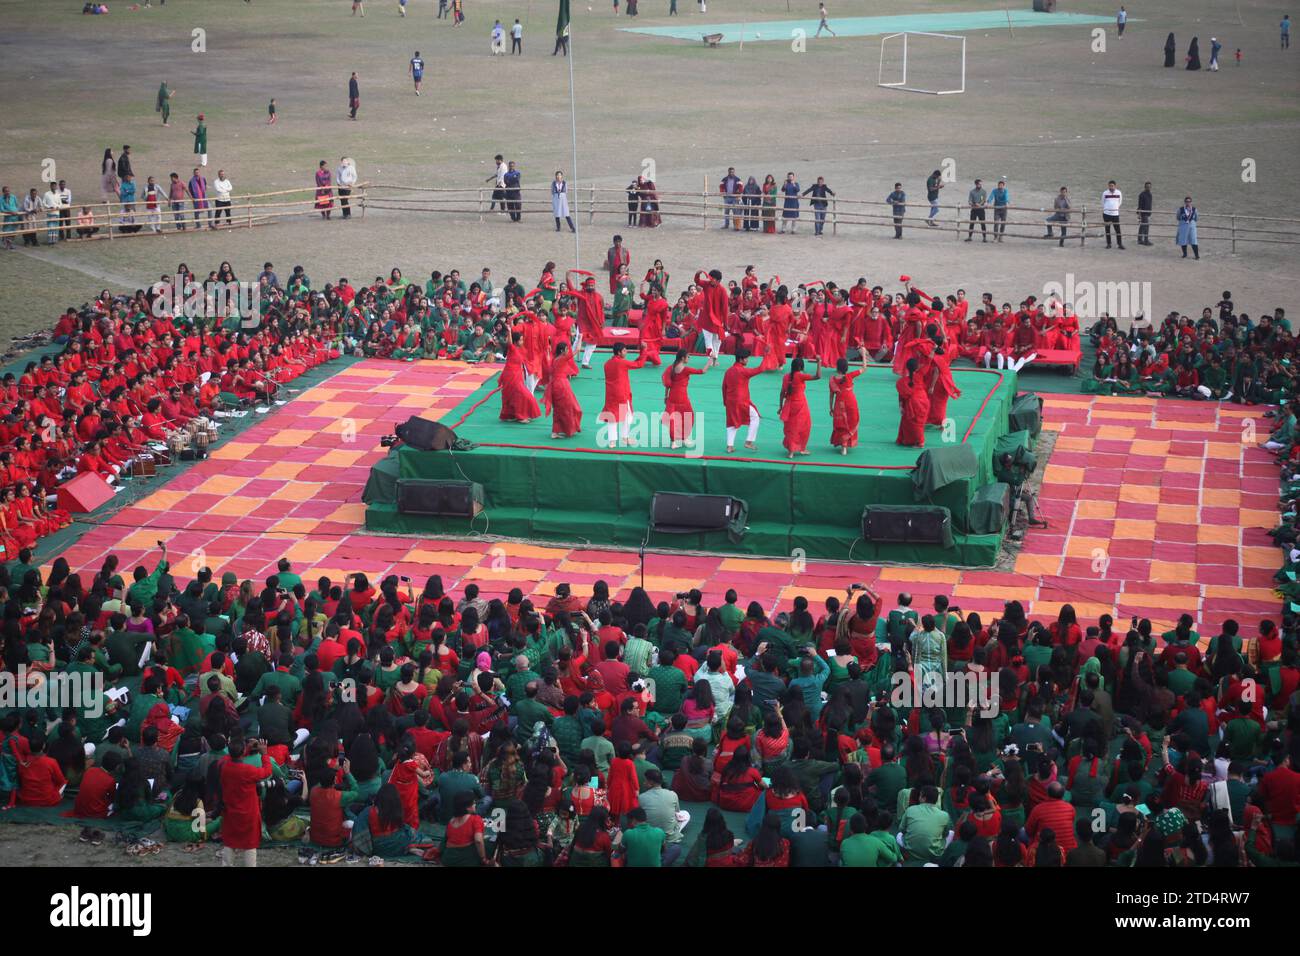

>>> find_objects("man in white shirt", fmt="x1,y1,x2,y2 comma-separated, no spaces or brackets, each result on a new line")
336,157,357,219
511,19,522,54
1101,180,1124,250
486,153,507,213
40,184,61,244
57,180,72,240
212,170,233,228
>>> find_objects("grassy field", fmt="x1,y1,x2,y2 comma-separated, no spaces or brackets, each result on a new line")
0,0,1297,341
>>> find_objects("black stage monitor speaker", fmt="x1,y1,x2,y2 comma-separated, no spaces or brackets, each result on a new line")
396,479,483,517
650,492,748,537
861,506,952,547
396,416,459,451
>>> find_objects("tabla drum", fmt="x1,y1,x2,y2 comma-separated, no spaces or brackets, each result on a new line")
167,432,189,456
195,430,211,452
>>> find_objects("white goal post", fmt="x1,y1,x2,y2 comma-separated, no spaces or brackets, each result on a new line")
877,31,967,96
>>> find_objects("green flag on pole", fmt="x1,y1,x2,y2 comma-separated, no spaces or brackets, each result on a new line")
556,0,570,38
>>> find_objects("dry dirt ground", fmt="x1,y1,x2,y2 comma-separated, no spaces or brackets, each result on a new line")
0,0,1297,339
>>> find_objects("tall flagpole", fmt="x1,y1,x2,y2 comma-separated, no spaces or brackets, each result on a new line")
567,13,581,266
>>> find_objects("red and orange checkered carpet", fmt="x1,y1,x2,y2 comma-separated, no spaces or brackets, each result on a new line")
55,360,1280,633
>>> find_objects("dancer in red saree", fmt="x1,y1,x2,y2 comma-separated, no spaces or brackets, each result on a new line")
829,354,866,454
499,332,541,423
759,285,792,372
896,357,931,447
661,349,704,448
639,283,669,367
778,357,821,458
544,341,583,438
926,337,962,427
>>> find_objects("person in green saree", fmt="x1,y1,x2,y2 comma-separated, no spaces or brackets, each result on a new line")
491,799,545,866
1081,355,1116,395
567,805,615,866
355,783,423,858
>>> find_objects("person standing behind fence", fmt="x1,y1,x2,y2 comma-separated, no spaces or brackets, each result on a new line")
188,167,210,229
57,180,72,240
41,182,60,244
99,148,119,205
167,172,187,230
886,183,906,239
211,169,232,227
719,167,741,230
1137,181,1153,246
965,178,988,242
337,157,357,219
504,161,522,221
803,176,834,236
487,154,507,212
1101,180,1124,249
0,187,18,250
990,178,1009,241
347,73,360,120
1176,196,1199,259
779,172,801,233
21,188,40,246
552,171,576,233
1043,186,1070,247
315,161,334,220
925,169,943,228
143,175,162,233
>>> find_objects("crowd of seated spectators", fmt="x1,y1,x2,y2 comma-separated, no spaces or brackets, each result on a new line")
1,547,1296,869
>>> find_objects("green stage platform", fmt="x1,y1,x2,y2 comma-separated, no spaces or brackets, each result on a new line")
365,357,1019,566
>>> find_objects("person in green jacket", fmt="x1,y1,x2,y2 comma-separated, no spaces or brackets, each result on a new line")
126,542,169,609
192,114,208,166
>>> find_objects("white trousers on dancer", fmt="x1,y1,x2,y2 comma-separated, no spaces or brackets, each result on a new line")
1008,352,1037,371
701,330,720,357
581,343,597,366
726,406,760,446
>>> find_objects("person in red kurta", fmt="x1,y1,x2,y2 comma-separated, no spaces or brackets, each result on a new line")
499,334,542,423
544,342,583,438
16,736,67,807
896,358,931,447
778,357,821,458
722,348,764,453
926,342,962,427
829,355,865,453
696,269,728,367
599,343,646,445
219,739,274,865
388,742,434,830
661,350,704,448
566,271,606,368
639,285,669,367
70,759,119,819
606,745,640,823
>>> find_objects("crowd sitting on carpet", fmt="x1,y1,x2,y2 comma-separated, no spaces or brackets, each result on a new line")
0,546,1297,869
1,264,344,553
1083,294,1294,401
